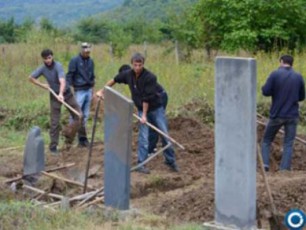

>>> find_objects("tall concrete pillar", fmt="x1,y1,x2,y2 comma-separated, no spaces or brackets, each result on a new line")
215,57,257,229
104,87,134,210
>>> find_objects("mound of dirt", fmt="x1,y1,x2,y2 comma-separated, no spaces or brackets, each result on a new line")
148,117,306,225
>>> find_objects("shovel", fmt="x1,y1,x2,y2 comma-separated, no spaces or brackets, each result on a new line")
257,144,284,229
83,97,101,193
48,88,81,118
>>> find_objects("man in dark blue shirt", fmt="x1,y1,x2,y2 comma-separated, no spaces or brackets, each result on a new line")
67,43,96,147
96,53,178,174
261,54,305,171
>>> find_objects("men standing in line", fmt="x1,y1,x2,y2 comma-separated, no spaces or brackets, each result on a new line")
261,54,305,171
29,49,82,154
67,43,96,147
96,53,178,174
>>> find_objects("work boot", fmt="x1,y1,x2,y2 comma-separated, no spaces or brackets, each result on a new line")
136,166,150,174
165,162,179,172
49,146,58,155
78,138,89,148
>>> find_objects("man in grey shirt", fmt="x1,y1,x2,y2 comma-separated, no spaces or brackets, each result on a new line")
29,49,82,154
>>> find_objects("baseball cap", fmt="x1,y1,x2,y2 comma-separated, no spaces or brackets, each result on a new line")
81,42,91,52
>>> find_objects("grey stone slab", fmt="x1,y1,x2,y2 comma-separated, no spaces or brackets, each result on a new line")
104,86,134,210
215,57,257,229
23,126,45,176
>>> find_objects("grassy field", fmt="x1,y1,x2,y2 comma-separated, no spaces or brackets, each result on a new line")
0,200,205,230
1,42,306,147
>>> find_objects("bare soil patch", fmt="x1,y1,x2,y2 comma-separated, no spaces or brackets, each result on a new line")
1,109,306,227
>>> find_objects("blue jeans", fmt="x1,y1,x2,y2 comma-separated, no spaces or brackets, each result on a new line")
138,106,176,165
72,88,93,140
148,92,168,153
261,118,298,170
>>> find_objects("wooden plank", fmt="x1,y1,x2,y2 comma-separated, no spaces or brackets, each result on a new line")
41,171,94,190
4,163,75,184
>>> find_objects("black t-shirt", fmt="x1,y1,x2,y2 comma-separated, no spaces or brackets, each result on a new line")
114,68,164,111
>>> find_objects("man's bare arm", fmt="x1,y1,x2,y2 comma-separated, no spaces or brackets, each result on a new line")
96,79,116,99
141,102,149,124
29,76,49,90
58,78,65,101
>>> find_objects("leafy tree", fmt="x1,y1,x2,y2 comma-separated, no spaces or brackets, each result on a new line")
0,17,16,43
40,17,56,32
15,18,35,42
122,0,132,6
190,0,306,52
162,2,202,61
124,19,163,44
108,24,132,58
74,18,111,43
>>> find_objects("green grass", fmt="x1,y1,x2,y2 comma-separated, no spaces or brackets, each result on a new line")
2,42,306,147
0,200,203,230
0,128,28,148
0,201,91,230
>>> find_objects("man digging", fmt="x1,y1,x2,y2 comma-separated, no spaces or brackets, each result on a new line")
261,54,305,171
96,52,179,174
29,49,82,154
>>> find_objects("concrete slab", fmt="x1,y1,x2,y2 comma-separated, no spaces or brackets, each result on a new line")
215,57,257,229
104,86,134,210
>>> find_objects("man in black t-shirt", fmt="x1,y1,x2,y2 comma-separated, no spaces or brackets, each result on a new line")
97,53,178,174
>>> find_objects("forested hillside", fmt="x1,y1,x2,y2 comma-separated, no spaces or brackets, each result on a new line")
0,0,305,55
73,0,197,55
97,0,197,22
0,0,124,26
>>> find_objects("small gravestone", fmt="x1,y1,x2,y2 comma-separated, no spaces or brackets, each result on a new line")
23,126,45,183
104,87,134,210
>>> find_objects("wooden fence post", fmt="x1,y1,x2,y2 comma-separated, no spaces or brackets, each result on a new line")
175,40,179,65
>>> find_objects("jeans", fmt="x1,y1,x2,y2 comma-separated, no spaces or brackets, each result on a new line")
148,91,168,153
138,105,176,165
261,118,298,170
72,88,93,141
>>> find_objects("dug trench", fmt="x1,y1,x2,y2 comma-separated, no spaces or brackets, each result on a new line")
0,112,306,227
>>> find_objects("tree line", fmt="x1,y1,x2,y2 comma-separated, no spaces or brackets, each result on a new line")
1,0,306,58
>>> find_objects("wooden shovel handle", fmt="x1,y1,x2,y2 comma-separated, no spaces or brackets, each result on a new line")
48,88,81,118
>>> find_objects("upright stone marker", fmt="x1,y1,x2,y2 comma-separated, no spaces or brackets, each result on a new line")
215,57,257,229
104,86,134,210
23,126,45,176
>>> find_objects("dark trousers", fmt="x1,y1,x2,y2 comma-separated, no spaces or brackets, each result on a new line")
49,93,82,149
261,118,298,170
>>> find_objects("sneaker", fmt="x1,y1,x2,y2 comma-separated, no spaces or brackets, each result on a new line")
136,166,150,174
165,162,179,172
49,146,58,155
